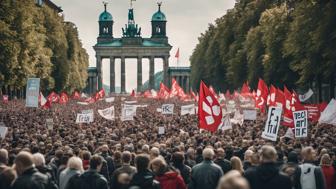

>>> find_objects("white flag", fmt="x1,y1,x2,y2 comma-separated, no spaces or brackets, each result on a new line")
0,123,8,139
299,89,314,102
40,92,47,106
81,93,88,98
181,104,195,116
318,99,336,126
98,106,115,120
261,106,282,141
162,104,174,114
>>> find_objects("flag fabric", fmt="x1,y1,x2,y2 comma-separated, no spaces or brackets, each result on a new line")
72,91,81,100
158,83,170,100
175,48,180,59
47,92,59,103
85,97,96,104
267,85,277,106
170,78,186,99
143,90,152,98
198,81,222,132
283,86,295,127
275,88,285,108
255,79,268,113
2,95,8,103
225,90,232,100
41,99,51,109
299,88,314,102
318,99,336,126
59,92,69,104
39,92,47,106
130,90,136,97
241,82,251,96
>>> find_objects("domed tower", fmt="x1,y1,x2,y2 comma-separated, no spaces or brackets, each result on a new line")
151,2,167,39
98,2,113,43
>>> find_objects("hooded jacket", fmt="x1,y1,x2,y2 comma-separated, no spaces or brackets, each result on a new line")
155,171,187,189
244,162,292,189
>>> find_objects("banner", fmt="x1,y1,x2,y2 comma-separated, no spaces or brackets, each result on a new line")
293,110,308,138
231,111,244,126
243,109,257,121
299,88,314,102
76,112,94,123
181,104,195,116
226,100,236,113
26,78,40,107
162,104,174,114
45,119,53,130
125,101,137,104
262,106,282,141
77,102,89,105
105,97,115,103
0,126,8,139
98,106,115,120
121,104,137,121
218,115,232,131
158,127,165,135
318,99,336,126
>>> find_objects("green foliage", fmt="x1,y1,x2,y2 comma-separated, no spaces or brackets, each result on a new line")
0,0,89,93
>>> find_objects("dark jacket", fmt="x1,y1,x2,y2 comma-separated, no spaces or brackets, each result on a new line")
78,169,108,189
214,158,232,174
65,173,81,189
129,169,160,189
173,164,191,184
244,162,292,189
110,164,137,189
189,160,223,189
12,167,50,189
293,162,326,189
100,152,115,182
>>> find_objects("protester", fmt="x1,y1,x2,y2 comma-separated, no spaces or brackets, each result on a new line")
320,154,336,189
189,148,223,189
230,156,244,174
59,157,83,189
280,151,299,188
171,151,191,184
0,167,17,189
78,155,108,189
214,148,232,174
217,170,249,189
110,151,137,189
244,145,292,189
0,148,8,173
243,150,253,170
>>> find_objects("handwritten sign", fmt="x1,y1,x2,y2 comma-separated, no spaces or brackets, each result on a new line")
262,106,282,141
293,110,308,138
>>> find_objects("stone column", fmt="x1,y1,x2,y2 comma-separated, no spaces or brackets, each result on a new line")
97,56,102,90
121,56,126,93
186,76,190,92
149,56,155,90
163,56,169,86
89,77,92,94
137,56,142,92
110,57,115,93
93,76,97,93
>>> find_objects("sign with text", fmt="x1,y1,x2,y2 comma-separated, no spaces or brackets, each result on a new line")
262,106,282,141
121,104,137,121
243,109,257,121
293,110,308,138
162,104,174,114
25,78,40,107
76,112,94,123
46,119,53,130
98,106,115,120
181,104,195,116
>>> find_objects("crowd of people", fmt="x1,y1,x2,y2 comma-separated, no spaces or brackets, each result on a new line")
0,96,335,189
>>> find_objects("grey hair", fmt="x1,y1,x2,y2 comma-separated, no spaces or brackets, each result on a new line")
32,153,45,167
67,156,83,172
202,148,215,160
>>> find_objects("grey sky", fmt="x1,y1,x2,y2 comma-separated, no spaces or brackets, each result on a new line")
53,0,235,91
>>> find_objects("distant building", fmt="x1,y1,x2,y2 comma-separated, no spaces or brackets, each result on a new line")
36,0,63,13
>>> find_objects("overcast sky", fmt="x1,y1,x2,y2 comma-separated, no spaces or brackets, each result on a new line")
53,0,235,91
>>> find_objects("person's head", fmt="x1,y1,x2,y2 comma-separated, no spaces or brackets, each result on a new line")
101,144,109,154
142,145,150,154
320,154,331,166
32,153,45,167
186,148,195,159
230,156,244,174
122,151,132,164
217,170,250,189
67,156,83,172
244,150,253,162
150,157,168,176
216,148,225,159
55,149,63,160
135,154,150,172
150,147,160,160
172,152,185,166
0,148,8,165
89,155,103,171
287,151,298,164
301,147,316,162
250,153,259,166
14,151,34,175
260,145,277,163
203,148,215,161
82,150,91,161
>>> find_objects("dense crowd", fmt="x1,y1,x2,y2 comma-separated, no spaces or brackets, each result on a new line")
0,96,335,189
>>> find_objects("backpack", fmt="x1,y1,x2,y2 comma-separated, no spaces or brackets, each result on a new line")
299,163,316,189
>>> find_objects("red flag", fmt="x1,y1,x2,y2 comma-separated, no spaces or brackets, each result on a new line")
72,91,81,100
255,79,268,113
2,95,8,103
42,99,52,109
241,82,251,96
170,78,186,99
304,104,321,122
267,85,277,106
225,90,232,100
85,97,96,104
59,92,69,104
175,48,180,59
158,83,170,100
143,90,152,98
198,81,222,132
275,88,285,108
94,89,105,101
47,92,59,103
130,90,136,97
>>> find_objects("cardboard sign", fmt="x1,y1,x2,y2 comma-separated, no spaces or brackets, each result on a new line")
0,125,8,139
76,112,94,123
162,104,174,114
158,127,165,135
46,119,53,130
98,106,115,120
243,109,257,121
121,104,137,121
262,106,282,141
293,110,308,138
25,78,40,107
181,104,195,116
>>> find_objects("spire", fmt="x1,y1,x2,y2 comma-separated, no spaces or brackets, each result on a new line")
158,2,162,12
103,1,107,12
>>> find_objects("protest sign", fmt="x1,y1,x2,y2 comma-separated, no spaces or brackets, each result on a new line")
243,109,257,121
76,112,94,123
162,104,174,114
293,110,308,138
158,127,165,135
121,104,137,121
0,123,8,139
218,115,232,131
261,106,282,141
181,104,195,116
125,101,137,104
98,106,115,120
231,111,244,126
105,97,115,103
25,78,40,107
46,119,53,130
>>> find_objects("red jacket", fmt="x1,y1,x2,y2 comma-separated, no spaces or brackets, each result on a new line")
321,165,336,189
156,172,187,189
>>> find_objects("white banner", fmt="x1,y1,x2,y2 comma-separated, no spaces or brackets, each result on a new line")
98,106,115,120
0,122,7,139
158,127,165,135
136,104,148,108
46,119,53,130
105,97,115,103
76,112,94,123
299,89,314,102
262,106,282,141
226,100,236,113
243,109,257,121
293,110,308,138
77,102,89,105
181,104,195,116
162,104,174,114
121,104,137,121
218,115,232,131
125,101,137,104
26,78,40,108
319,99,336,126
231,111,244,126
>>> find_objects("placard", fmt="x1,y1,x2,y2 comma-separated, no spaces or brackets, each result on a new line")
46,119,53,130
261,106,282,141
218,115,232,131
181,104,195,116
162,104,174,114
0,125,8,139
98,106,115,120
158,127,165,135
125,101,137,104
121,104,137,121
105,97,115,103
25,78,40,107
293,110,308,138
76,112,94,123
243,109,257,121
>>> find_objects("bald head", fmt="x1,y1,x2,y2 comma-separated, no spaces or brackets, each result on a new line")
15,151,34,175
203,148,215,160
0,148,8,165
260,145,277,163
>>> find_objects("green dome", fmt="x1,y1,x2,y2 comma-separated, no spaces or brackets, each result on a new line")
152,11,166,21
99,11,113,21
